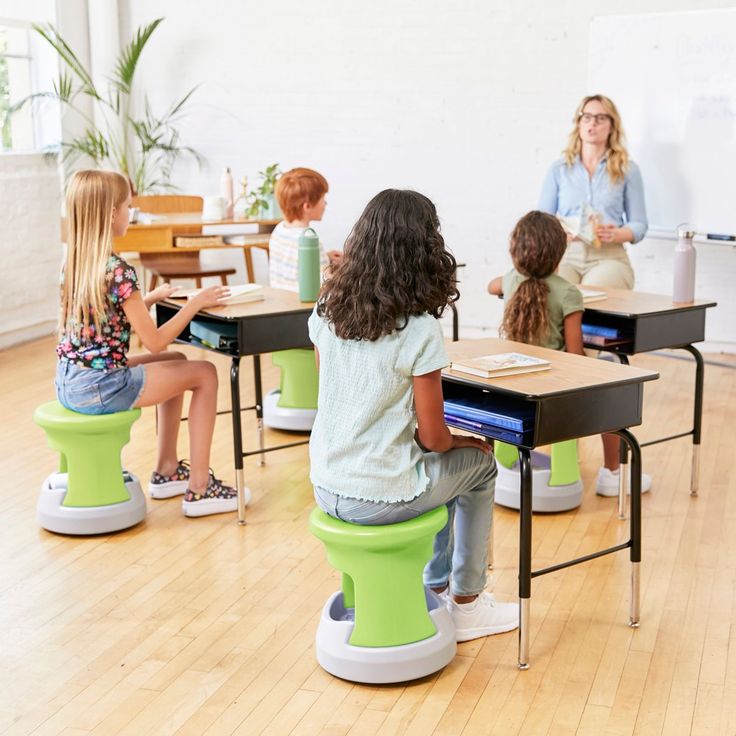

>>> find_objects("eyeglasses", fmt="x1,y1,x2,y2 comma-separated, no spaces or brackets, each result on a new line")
579,112,611,125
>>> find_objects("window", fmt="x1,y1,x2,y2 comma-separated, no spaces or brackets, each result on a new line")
0,21,34,151
0,19,60,153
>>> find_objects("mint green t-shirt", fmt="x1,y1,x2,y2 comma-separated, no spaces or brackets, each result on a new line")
308,309,449,502
502,269,584,350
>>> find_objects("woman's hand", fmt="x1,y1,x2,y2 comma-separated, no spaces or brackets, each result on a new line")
596,224,634,244
451,434,494,454
191,285,231,309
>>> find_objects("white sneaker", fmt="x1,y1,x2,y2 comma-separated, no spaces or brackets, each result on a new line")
595,467,652,497
447,591,519,642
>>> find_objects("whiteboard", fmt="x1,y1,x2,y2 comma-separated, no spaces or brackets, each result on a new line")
589,9,736,239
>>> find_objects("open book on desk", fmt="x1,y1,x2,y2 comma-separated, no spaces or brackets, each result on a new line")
170,283,264,306
578,287,608,303
449,352,551,379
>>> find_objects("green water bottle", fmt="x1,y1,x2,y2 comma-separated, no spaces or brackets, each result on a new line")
298,227,321,302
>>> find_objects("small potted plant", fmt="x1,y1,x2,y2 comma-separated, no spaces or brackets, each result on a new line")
244,163,282,219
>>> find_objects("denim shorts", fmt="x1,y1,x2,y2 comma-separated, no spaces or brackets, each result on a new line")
55,361,146,415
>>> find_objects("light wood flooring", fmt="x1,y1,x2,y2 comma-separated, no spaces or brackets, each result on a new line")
1,336,735,736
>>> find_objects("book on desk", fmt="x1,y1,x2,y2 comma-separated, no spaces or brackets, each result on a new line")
449,352,551,379
170,283,265,306
578,288,608,303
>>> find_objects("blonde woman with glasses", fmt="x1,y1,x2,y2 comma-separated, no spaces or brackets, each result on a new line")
539,94,648,290
538,94,652,497
55,169,239,517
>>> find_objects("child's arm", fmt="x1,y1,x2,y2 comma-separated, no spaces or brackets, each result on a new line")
413,370,492,454
123,286,229,354
143,283,180,309
487,277,503,296
563,310,585,355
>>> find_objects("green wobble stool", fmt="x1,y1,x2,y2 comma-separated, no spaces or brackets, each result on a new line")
263,348,319,431
33,401,146,535
309,505,456,683
494,439,583,512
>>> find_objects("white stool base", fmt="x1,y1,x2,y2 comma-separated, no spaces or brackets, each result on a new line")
315,590,456,684
495,451,583,513
37,472,146,535
262,390,316,432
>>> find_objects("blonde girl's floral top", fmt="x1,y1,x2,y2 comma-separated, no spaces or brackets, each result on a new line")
56,255,139,370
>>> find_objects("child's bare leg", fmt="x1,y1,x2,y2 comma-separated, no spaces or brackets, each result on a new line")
129,352,187,475
134,359,219,492
602,433,620,471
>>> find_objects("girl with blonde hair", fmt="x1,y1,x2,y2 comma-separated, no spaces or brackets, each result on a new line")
538,94,648,291
56,169,238,517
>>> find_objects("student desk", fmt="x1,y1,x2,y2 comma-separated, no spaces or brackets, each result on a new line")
582,287,717,499
443,338,658,668
113,214,278,283
156,288,313,523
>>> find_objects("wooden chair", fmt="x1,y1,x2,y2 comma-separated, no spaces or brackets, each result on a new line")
132,195,236,291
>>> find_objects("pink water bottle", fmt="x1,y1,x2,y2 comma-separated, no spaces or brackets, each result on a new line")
673,223,696,303
220,167,234,219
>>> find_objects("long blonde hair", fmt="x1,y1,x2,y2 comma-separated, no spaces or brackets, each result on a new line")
60,170,130,337
564,94,629,183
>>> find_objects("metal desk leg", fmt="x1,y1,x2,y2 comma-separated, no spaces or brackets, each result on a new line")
682,345,704,496
614,428,641,627
450,302,459,342
230,357,248,525
618,441,629,520
616,354,630,520
253,355,266,466
518,448,532,669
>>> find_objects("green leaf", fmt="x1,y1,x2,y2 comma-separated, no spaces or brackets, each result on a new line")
32,23,100,100
113,18,163,94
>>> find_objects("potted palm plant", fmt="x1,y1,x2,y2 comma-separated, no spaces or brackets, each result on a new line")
8,18,201,194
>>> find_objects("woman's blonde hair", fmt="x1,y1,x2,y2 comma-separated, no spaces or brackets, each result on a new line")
60,169,130,337
564,94,629,183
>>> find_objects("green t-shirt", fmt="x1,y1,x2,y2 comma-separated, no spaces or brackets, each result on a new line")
502,269,584,350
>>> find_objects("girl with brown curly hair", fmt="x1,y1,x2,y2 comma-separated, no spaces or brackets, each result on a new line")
309,189,518,642
489,210,585,352
489,211,651,496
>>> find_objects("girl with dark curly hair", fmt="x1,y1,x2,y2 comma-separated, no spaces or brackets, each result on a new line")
488,211,651,497
309,189,518,642
488,210,585,351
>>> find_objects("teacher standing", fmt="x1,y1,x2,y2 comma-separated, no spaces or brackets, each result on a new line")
539,94,651,496
538,94,648,289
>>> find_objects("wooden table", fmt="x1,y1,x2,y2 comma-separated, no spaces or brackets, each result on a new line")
156,288,314,523
443,337,659,668
114,214,279,283
582,286,717,500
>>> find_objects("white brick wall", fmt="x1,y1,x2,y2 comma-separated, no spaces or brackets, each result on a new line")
0,154,62,349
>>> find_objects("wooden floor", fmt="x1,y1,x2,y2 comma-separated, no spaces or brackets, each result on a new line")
1,336,735,736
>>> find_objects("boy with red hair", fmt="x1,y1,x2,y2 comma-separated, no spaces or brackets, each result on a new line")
269,167,341,291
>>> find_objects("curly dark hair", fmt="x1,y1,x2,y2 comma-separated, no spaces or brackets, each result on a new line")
317,189,458,340
501,210,567,345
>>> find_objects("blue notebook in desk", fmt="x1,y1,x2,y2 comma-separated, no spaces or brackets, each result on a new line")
443,414,532,445
443,396,533,432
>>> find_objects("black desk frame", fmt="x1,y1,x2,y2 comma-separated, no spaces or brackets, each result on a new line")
583,299,715,508
443,371,654,668
156,301,313,523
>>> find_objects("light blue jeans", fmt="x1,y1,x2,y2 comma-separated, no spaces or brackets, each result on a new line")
313,447,496,597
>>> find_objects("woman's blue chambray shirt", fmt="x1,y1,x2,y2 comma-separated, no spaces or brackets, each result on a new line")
538,156,648,243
